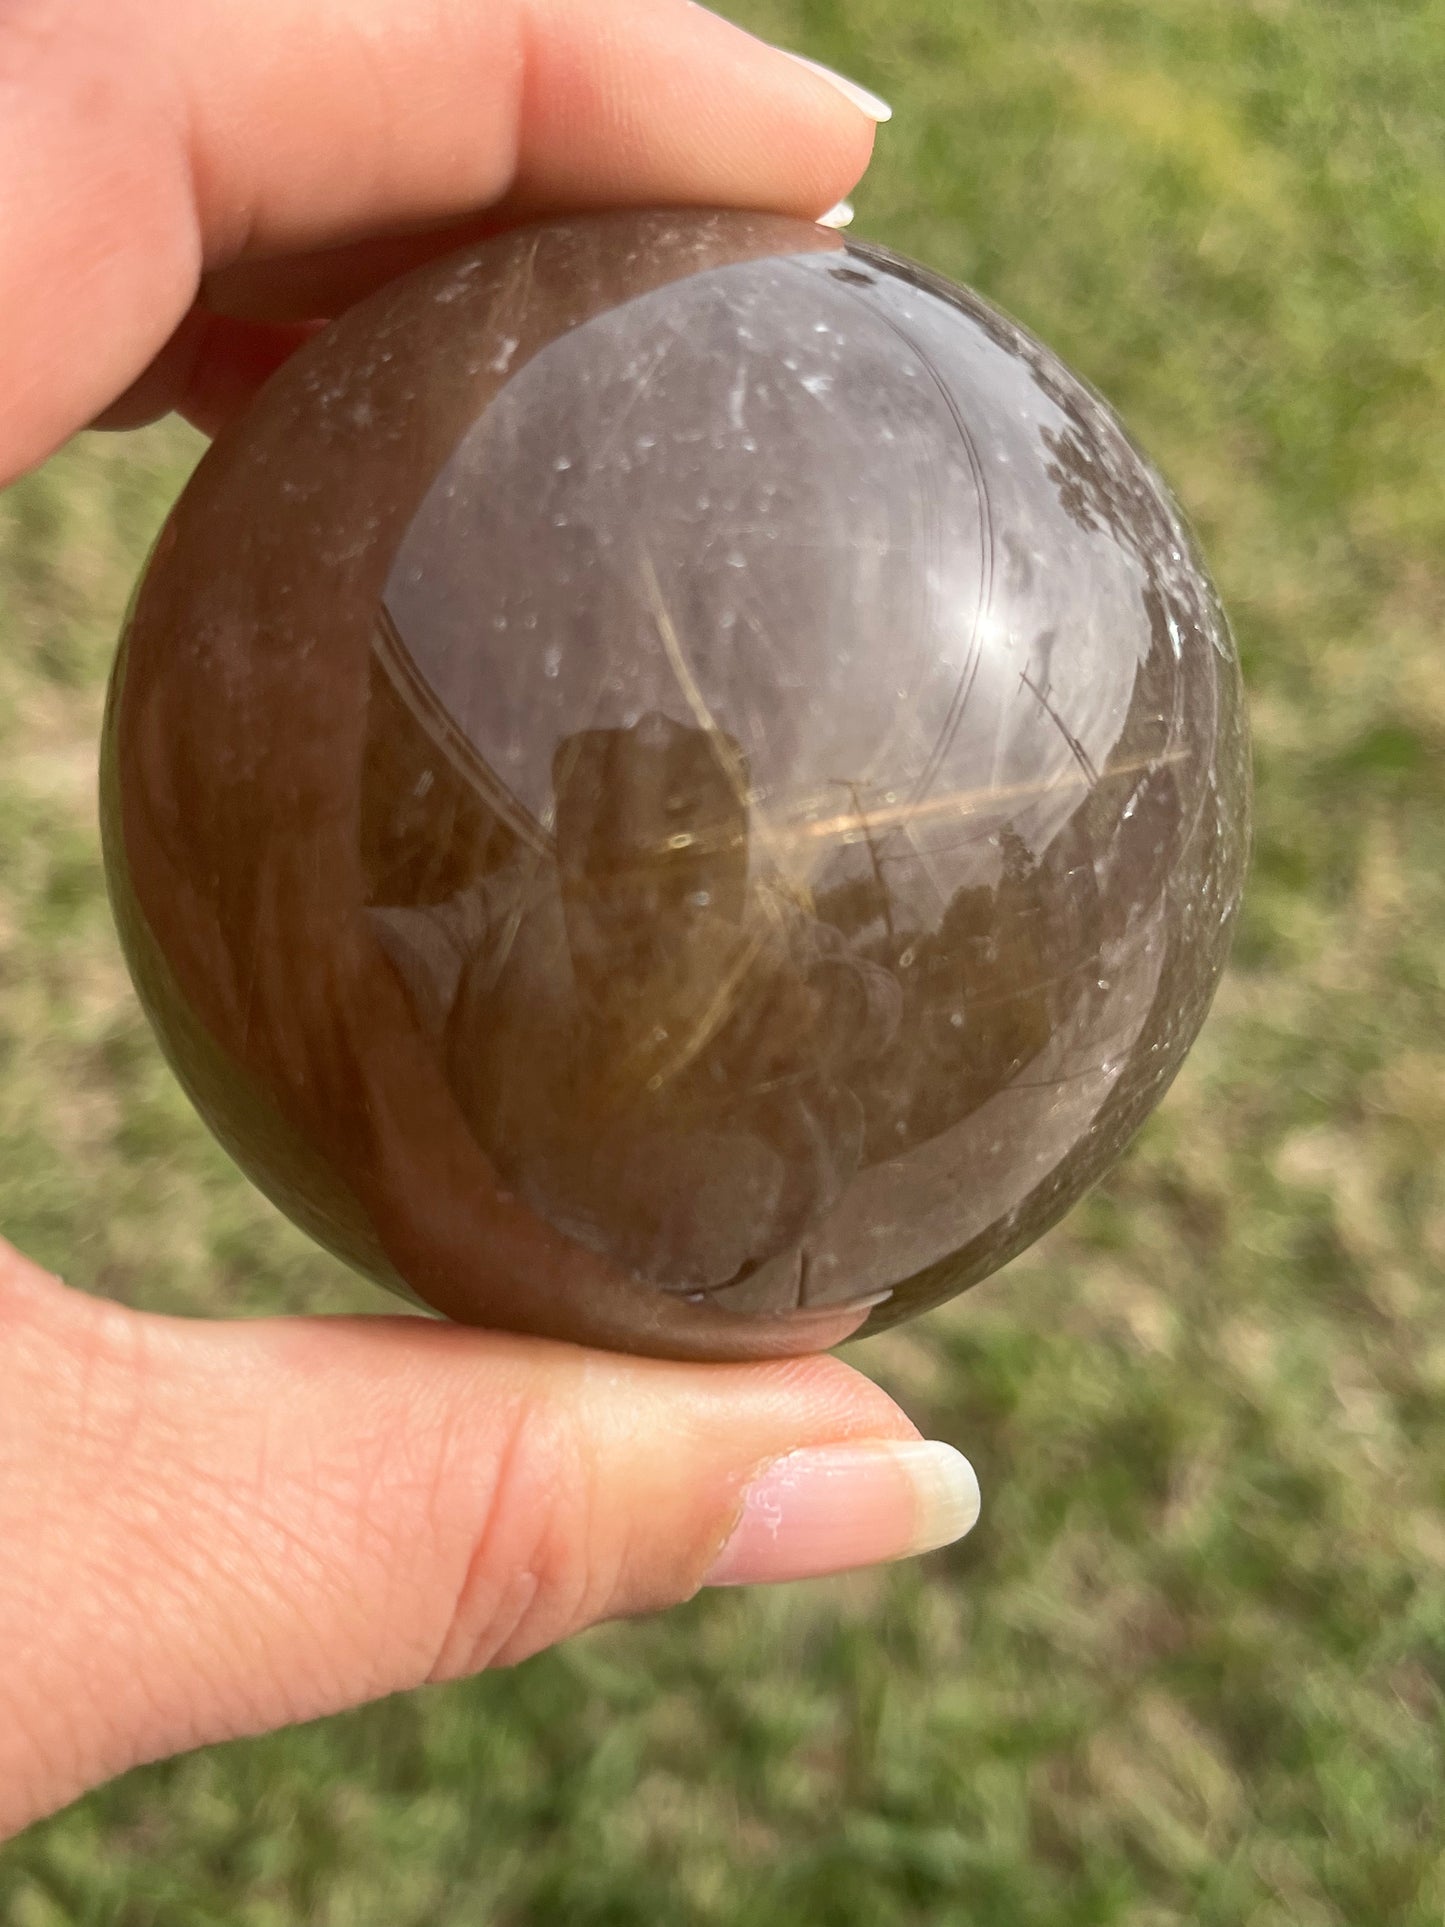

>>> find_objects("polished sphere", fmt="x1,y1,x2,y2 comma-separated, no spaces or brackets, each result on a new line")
102,209,1250,1361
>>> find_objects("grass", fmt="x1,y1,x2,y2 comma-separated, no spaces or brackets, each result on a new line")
2,0,1443,1919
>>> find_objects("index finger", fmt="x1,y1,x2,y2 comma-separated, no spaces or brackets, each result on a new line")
0,0,883,480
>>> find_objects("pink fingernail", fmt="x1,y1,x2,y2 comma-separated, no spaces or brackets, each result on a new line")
704,1439,980,1587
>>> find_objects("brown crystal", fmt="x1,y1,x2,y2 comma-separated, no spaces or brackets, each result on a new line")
102,208,1250,1360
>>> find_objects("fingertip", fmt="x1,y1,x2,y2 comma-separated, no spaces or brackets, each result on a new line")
738,1346,924,1447
702,1437,979,1588
674,7,887,204
539,0,881,222
777,50,893,126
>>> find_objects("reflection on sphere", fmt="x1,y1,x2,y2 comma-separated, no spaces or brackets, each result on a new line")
103,210,1249,1360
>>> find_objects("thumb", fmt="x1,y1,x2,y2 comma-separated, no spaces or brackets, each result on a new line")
0,1244,978,1834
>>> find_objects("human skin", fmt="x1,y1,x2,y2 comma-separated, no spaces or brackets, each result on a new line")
0,0,977,1841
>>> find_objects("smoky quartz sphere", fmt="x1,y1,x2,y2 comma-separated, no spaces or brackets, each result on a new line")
103,209,1249,1361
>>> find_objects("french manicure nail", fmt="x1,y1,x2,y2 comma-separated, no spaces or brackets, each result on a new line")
705,1439,979,1588
784,53,893,124
817,200,856,230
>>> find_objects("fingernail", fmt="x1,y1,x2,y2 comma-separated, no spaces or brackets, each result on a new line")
783,53,894,124
705,1439,979,1587
817,200,856,230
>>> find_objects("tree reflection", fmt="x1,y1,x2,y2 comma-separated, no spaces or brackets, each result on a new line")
365,696,904,1290
361,584,1198,1293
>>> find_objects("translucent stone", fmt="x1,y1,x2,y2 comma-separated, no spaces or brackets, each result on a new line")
102,209,1250,1360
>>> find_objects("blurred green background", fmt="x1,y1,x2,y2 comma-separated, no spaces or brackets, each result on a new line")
2,0,1443,1919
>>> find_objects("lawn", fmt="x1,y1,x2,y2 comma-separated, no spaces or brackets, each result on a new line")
2,0,1443,1921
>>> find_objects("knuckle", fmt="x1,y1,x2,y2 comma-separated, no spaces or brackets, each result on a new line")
425,1384,618,1682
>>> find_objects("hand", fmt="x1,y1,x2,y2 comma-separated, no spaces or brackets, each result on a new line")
0,0,979,1839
